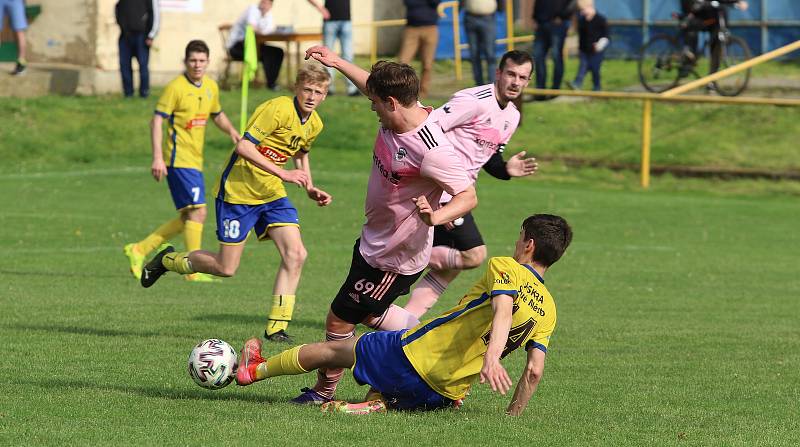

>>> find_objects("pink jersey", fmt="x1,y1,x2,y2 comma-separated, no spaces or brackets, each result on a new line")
430,83,521,186
360,109,472,275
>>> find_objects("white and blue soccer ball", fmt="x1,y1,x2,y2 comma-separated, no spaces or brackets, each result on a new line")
188,339,238,390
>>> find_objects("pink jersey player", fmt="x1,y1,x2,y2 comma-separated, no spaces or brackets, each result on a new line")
291,46,478,404
361,117,472,275
404,50,539,321
431,83,521,187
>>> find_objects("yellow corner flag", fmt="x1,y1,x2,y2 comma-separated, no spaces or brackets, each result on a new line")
240,25,258,133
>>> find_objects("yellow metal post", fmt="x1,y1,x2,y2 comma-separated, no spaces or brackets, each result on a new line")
438,1,463,81
370,26,377,65
506,0,514,51
641,99,652,188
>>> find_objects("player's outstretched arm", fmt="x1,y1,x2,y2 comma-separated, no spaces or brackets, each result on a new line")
480,294,514,395
305,45,369,94
149,114,167,181
213,112,241,144
505,151,538,177
294,152,332,206
483,150,538,180
234,138,309,188
506,347,546,416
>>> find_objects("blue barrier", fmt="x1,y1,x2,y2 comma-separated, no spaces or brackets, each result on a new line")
436,8,508,59
435,0,800,59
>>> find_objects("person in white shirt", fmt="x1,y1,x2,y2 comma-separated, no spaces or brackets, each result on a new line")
227,0,285,90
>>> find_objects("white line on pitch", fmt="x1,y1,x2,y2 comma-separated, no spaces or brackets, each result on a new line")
0,166,145,180
0,246,119,254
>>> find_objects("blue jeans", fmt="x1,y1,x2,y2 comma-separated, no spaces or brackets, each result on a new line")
464,13,496,85
323,20,357,94
533,21,569,90
573,50,605,91
119,32,150,97
0,0,28,31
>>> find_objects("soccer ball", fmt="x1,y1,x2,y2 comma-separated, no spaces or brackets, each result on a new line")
187,339,238,390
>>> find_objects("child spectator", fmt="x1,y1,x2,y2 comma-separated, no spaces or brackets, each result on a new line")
569,0,609,91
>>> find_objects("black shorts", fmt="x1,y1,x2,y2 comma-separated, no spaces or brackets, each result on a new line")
432,211,484,251
331,240,424,324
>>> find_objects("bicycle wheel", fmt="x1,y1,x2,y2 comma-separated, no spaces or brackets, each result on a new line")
710,35,752,96
638,35,683,93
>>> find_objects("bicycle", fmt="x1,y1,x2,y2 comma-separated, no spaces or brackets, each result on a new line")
638,1,752,96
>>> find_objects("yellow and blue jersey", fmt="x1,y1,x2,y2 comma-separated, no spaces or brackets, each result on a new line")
154,74,222,171
215,96,323,205
401,257,557,400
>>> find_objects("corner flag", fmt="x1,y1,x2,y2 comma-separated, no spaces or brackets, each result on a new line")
240,25,258,133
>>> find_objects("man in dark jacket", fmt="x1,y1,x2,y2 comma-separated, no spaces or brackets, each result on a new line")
531,0,575,97
116,0,160,98
679,0,747,61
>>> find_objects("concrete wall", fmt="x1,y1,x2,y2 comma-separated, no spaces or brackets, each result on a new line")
27,0,97,66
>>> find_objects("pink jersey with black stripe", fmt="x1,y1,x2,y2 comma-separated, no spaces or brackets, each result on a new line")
430,83,521,186
360,109,472,275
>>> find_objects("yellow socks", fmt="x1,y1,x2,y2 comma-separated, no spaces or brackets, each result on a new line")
138,217,184,254
266,294,295,336
183,220,203,252
259,344,307,379
162,251,195,274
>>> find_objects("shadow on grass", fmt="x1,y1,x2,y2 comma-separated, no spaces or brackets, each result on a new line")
14,378,280,404
192,313,323,331
7,319,329,342
8,323,198,340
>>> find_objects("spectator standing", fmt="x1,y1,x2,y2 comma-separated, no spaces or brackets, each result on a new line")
398,0,441,98
228,0,284,91
463,0,503,86
531,0,575,96
115,0,159,97
1,0,28,75
569,0,608,91
306,0,358,96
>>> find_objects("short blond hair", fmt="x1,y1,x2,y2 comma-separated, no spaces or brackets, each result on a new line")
296,63,331,86
577,0,594,9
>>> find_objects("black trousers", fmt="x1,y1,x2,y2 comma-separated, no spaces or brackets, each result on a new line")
229,41,284,88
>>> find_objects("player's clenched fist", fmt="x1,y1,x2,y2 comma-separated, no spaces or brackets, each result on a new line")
281,169,309,188
307,187,332,207
413,195,435,226
151,158,167,182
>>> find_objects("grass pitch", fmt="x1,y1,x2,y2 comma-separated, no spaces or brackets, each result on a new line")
1,76,799,445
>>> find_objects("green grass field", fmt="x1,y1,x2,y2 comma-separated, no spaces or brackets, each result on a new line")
1,69,799,445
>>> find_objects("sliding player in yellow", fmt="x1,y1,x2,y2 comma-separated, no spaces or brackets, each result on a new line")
141,64,333,343
235,214,573,414
124,40,239,283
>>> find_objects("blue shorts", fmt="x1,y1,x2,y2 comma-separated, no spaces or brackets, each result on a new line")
0,0,28,32
215,197,299,244
166,168,206,210
353,330,453,411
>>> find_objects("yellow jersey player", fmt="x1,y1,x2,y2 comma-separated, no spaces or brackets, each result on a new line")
235,214,573,415
124,40,239,283
141,64,333,344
